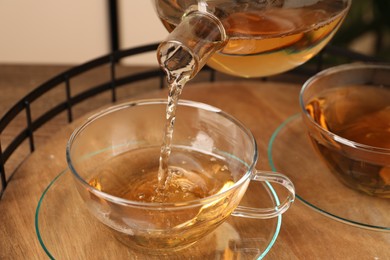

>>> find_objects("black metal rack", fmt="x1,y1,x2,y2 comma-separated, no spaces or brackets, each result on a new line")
0,43,384,199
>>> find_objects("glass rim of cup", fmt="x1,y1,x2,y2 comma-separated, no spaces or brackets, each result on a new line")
299,62,390,154
66,98,259,209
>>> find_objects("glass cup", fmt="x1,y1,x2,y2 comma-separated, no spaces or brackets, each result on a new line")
300,63,390,198
66,99,295,253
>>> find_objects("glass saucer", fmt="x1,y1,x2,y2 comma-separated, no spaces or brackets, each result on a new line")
35,170,282,259
268,114,390,231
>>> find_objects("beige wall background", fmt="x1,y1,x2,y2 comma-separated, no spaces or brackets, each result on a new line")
0,1,167,65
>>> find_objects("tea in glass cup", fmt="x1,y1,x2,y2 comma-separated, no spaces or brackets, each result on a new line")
67,99,295,253
300,64,390,198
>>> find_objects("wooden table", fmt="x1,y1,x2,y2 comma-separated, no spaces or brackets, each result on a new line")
0,64,389,259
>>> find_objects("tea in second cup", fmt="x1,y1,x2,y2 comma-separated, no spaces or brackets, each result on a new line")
300,63,390,198
67,99,295,253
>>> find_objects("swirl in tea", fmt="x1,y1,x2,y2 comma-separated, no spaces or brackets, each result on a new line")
88,146,242,249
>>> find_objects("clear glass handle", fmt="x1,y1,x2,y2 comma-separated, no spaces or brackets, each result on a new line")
232,171,295,219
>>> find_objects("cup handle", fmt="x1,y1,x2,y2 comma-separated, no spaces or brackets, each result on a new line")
232,171,295,219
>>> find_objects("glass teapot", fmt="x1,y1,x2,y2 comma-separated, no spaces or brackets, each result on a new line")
153,0,351,79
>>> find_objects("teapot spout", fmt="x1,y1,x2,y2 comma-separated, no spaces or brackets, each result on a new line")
157,10,227,83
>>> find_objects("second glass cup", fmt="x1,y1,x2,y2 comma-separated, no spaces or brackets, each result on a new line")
66,99,295,253
300,63,390,197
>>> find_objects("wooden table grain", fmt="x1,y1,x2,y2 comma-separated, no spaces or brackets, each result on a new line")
0,64,389,259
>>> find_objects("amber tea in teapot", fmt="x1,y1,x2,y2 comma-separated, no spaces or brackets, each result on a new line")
154,0,351,77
